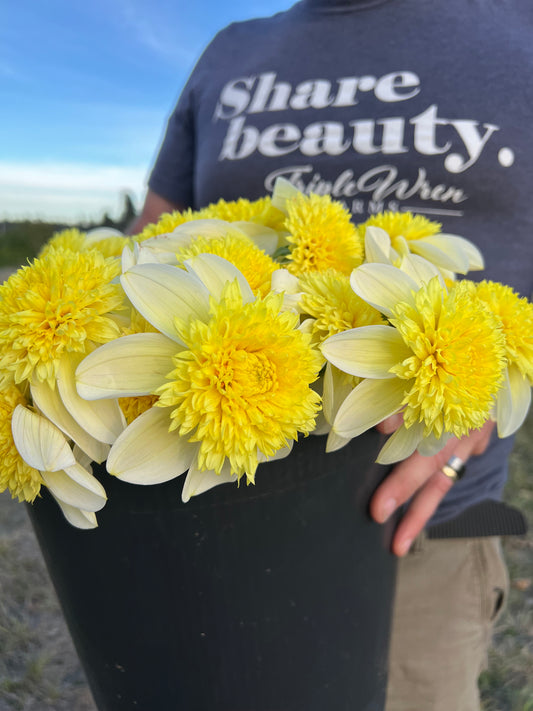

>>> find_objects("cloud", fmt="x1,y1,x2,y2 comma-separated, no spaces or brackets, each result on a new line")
0,162,148,223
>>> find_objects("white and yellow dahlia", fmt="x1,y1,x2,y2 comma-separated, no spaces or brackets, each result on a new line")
76,255,322,501
321,264,506,463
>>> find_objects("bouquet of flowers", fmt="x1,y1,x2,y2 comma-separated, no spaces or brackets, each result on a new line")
2,179,532,528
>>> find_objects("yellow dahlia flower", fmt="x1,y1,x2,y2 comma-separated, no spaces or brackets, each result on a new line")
76,255,322,501
321,264,505,463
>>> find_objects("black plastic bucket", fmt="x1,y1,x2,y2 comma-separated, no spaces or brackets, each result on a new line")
27,429,397,711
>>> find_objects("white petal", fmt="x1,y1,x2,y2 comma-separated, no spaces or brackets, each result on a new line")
181,461,235,502
311,411,331,436
271,268,300,294
12,405,76,472
364,226,394,264
409,235,469,274
49,495,98,529
31,379,110,464
107,407,197,484
376,421,425,464
57,354,126,444
322,325,411,378
496,364,532,438
233,222,280,255
322,362,356,424
399,253,444,286
85,227,123,243
325,429,353,453
332,378,407,439
271,176,301,213
184,253,254,303
350,263,417,317
120,263,210,342
75,333,177,399
136,243,178,265
257,441,294,463
169,218,236,241
43,463,107,512
416,431,452,457
72,445,93,472
440,234,484,270
121,243,138,271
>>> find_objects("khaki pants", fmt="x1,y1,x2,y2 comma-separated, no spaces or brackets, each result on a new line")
385,536,509,711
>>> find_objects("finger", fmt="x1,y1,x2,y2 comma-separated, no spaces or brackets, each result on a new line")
389,432,487,555
369,437,457,524
391,470,454,556
375,412,404,435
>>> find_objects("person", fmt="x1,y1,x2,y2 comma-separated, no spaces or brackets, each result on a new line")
129,1,533,708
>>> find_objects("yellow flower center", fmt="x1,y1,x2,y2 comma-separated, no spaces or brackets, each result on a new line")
0,247,124,388
155,282,322,481
284,193,363,276
299,269,384,346
175,233,279,298
475,280,533,381
389,278,505,438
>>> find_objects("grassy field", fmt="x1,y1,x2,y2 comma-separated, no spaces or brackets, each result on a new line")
0,416,532,711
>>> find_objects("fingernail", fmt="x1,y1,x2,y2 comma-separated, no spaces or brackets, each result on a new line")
380,498,397,522
398,538,413,556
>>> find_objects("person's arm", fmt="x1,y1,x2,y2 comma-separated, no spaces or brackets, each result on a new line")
126,189,185,235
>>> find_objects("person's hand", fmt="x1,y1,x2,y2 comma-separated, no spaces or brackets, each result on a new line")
370,418,496,556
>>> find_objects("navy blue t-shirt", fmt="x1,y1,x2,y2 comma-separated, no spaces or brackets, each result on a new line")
149,0,533,524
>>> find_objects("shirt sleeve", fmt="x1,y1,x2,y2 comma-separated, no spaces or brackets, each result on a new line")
148,84,196,209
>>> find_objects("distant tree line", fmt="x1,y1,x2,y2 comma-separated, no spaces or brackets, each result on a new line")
0,193,137,268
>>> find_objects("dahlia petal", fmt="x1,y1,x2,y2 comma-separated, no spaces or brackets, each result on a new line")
184,253,255,303
325,429,353,453
50,495,98,529
232,222,280,255
416,431,452,457
409,236,470,274
322,362,356,425
364,226,394,264
181,461,235,503
331,377,407,440
271,268,300,294
12,405,76,472
399,253,443,286
257,441,294,463
350,263,418,316
107,407,197,484
75,333,177,399
496,364,532,438
271,176,301,213
31,379,110,464
57,354,126,444
121,263,210,342
441,234,484,270
376,421,425,464
42,463,107,512
321,325,411,378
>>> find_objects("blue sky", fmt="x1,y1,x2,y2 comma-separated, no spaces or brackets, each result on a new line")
0,0,293,223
